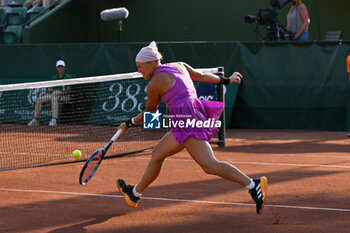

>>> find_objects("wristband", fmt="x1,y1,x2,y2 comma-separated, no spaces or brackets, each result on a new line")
219,76,230,85
125,118,136,128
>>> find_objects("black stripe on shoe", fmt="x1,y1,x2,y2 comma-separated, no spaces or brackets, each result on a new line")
249,176,268,214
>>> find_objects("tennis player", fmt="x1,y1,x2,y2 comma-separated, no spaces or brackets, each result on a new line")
117,41,268,214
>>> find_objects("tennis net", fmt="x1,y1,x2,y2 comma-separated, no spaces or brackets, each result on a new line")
0,67,225,171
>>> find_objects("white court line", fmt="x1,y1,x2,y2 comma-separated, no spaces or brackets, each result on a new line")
135,157,350,169
0,188,349,213
276,154,350,159
2,151,350,159
244,153,350,159
229,161,350,169
0,152,71,157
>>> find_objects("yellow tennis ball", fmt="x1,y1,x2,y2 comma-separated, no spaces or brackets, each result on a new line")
73,150,82,159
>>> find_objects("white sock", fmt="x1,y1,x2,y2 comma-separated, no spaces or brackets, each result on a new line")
133,185,141,197
245,179,255,189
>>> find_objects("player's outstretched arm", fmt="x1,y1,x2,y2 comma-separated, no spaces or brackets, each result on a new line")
183,62,242,85
228,72,243,84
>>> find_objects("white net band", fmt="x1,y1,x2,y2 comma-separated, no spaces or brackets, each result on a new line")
0,68,220,91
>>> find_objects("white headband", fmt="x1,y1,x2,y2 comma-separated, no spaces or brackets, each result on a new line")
135,41,162,63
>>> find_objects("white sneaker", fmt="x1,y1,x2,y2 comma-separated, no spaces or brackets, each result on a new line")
28,119,38,126
49,119,57,126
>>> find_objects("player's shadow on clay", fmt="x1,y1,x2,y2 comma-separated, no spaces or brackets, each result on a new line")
48,214,124,233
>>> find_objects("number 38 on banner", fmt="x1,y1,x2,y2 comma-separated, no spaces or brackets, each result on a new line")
102,83,148,113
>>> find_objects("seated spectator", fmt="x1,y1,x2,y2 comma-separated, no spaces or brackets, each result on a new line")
23,0,42,11
28,60,72,126
24,0,63,11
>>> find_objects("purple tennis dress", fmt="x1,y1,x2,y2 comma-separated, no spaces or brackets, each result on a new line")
154,64,225,145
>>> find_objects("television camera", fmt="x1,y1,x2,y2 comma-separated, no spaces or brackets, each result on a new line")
244,0,291,41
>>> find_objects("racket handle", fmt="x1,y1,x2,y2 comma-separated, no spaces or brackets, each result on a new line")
111,129,122,142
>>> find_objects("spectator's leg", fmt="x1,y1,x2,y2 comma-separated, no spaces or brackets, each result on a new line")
24,0,35,9
60,95,70,103
51,90,62,120
33,0,42,7
42,0,50,7
34,94,51,119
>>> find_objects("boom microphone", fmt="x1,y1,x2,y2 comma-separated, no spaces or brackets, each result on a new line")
100,8,129,21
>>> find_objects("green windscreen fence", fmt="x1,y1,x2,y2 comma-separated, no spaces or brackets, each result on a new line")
1,41,350,131
231,42,350,131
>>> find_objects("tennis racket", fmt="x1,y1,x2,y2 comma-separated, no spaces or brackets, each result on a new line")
79,129,122,185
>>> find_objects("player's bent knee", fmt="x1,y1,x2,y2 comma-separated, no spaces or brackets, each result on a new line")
200,163,218,175
150,152,166,163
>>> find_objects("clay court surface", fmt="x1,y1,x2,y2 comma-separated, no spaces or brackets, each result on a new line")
1,129,350,233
